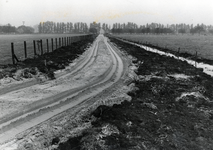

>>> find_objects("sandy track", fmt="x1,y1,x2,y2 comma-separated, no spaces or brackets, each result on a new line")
0,34,125,145
0,36,97,96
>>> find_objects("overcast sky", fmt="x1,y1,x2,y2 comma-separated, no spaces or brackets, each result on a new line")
0,0,213,27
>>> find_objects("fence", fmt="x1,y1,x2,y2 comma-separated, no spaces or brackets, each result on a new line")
10,34,93,65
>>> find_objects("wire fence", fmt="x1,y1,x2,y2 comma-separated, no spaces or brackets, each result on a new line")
9,34,93,65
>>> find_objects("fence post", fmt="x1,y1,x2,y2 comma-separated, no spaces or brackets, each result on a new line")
40,39,43,55
33,40,36,55
55,38,57,49
65,37,66,46
67,37,68,46
62,37,63,46
46,39,49,53
69,37,70,45
59,38,61,47
51,38,54,52
195,51,197,67
11,43,15,65
178,47,180,59
24,41,27,58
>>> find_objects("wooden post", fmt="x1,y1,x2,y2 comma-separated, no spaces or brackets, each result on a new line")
178,47,180,59
65,37,66,46
11,43,15,64
40,39,43,55
24,41,27,58
195,51,197,67
46,39,49,53
67,37,68,46
33,40,36,55
59,38,61,47
62,37,63,46
51,38,54,52
68,37,69,45
55,38,57,49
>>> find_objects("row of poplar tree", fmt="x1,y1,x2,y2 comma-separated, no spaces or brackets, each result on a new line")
38,21,89,34
111,22,213,34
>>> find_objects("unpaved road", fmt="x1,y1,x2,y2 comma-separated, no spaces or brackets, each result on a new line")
0,34,130,149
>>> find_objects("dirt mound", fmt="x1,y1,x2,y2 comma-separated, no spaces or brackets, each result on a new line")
56,37,213,150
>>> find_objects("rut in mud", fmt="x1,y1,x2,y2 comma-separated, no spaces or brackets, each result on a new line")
0,35,130,150
56,37,213,150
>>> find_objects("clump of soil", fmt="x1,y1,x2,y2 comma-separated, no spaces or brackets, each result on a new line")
56,37,213,150
0,37,96,80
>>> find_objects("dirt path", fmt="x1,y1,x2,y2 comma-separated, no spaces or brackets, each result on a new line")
0,34,127,148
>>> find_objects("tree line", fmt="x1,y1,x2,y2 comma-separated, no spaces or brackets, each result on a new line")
38,21,111,34
111,22,213,34
38,21,89,34
0,21,102,34
3,21,212,35
0,24,34,34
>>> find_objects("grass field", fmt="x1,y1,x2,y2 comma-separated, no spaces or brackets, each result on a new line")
114,34,213,60
0,34,85,65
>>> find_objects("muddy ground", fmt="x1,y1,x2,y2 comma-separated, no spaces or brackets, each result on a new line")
0,36,95,80
56,37,213,150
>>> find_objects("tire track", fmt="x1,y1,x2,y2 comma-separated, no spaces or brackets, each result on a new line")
0,37,99,96
0,35,124,145
0,37,100,125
